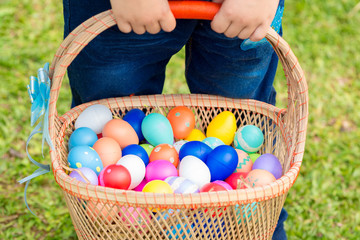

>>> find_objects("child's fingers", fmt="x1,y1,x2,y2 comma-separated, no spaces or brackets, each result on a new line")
159,17,176,32
249,24,267,42
238,26,256,40
131,24,146,35
211,12,231,34
146,22,162,34
116,20,132,34
223,23,243,38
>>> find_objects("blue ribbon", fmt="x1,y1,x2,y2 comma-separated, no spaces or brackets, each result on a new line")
19,63,54,216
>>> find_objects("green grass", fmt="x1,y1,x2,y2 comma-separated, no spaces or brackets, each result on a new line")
1,0,360,239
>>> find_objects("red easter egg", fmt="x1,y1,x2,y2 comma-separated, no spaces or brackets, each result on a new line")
99,164,131,190
149,143,179,167
102,119,139,149
167,106,195,139
200,182,227,192
225,172,248,189
244,169,276,188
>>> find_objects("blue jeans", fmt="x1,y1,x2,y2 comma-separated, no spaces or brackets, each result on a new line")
63,1,287,239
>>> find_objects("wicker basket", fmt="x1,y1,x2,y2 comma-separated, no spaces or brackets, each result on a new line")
47,2,308,239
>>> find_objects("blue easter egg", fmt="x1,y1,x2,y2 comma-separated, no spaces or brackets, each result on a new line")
206,145,238,181
202,137,225,149
157,209,193,239
123,109,146,142
122,144,149,166
68,127,98,150
234,125,264,153
141,113,174,146
68,146,103,176
178,141,212,162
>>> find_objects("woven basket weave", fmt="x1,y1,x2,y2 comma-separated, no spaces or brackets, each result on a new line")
47,2,308,239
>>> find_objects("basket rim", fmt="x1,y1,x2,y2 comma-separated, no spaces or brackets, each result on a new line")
51,94,303,208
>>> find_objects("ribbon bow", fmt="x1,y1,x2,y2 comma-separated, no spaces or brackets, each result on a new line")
19,63,54,216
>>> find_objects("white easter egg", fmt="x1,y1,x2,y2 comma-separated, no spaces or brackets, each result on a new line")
75,104,113,134
179,156,211,188
117,154,146,189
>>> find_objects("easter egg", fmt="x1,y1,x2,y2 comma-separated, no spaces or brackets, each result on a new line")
149,144,179,167
75,104,113,134
235,202,258,223
133,179,148,192
179,156,211,188
184,129,206,141
225,172,248,189
234,149,253,173
178,141,212,162
200,182,227,192
202,137,225,149
68,127,98,150
205,145,238,181
69,167,99,185
145,160,178,182
140,143,155,157
212,180,233,190
244,169,276,188
173,140,188,153
68,146,103,175
252,153,283,179
164,176,199,194
117,155,146,189
102,119,139,149
123,109,146,142
142,180,174,193
167,106,195,139
86,201,118,223
141,113,174,146
249,153,261,163
98,164,131,189
122,144,149,166
118,206,150,227
234,125,264,153
92,137,122,168
206,111,236,145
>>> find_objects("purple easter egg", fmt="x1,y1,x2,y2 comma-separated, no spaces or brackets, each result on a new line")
252,153,283,179
69,167,99,185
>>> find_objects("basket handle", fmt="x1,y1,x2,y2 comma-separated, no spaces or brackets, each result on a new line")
48,1,308,154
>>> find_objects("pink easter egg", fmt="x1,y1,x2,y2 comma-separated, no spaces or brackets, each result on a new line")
145,160,178,181
212,180,233,190
244,169,276,188
234,149,253,173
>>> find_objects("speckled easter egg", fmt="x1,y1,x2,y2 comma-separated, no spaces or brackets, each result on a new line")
123,109,146,142
68,127,98,150
167,106,195,139
68,146,103,176
206,111,237,145
244,169,276,188
234,149,253,173
102,119,139,149
149,143,179,167
234,125,264,153
92,137,122,168
184,129,206,141
141,113,174,146
75,104,113,134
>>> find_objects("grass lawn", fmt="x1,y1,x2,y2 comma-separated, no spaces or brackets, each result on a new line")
1,0,359,239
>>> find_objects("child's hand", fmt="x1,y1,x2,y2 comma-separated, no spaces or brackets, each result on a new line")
110,0,176,34
211,0,279,41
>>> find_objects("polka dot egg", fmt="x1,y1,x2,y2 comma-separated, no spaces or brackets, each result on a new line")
149,143,179,167
167,106,195,139
68,146,103,176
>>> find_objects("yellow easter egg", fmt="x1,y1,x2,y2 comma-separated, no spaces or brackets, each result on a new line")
184,129,206,141
206,111,236,145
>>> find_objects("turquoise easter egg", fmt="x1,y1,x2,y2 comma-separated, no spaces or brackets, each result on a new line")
68,146,103,176
202,137,225,149
141,113,174,146
234,125,264,153
68,127,98,150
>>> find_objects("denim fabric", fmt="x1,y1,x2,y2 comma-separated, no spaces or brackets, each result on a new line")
63,0,287,239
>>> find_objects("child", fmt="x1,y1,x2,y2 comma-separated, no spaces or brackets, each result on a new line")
63,0,287,238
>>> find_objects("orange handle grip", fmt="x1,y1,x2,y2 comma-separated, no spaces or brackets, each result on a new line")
169,1,221,20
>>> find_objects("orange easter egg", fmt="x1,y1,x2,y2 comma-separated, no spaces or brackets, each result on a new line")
86,201,119,223
149,144,179,167
102,119,139,149
244,169,276,188
93,137,122,167
167,106,195,139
